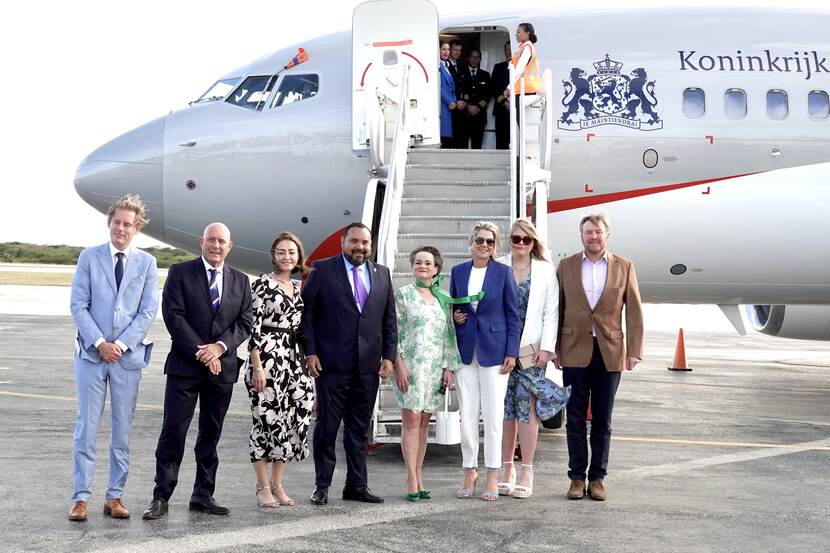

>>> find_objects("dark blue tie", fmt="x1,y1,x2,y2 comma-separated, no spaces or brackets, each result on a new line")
114,252,124,291
209,269,220,313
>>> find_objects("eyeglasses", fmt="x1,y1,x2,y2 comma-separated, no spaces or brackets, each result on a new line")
510,235,533,246
473,237,496,247
582,229,606,237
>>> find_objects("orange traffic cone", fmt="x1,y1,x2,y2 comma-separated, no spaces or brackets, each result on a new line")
668,328,692,371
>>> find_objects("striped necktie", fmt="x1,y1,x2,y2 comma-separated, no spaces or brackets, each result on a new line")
209,268,220,313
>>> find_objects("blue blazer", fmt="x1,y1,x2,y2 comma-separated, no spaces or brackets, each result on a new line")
440,62,456,138
450,260,521,366
70,243,159,370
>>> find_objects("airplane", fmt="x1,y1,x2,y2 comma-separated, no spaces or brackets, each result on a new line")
74,0,830,347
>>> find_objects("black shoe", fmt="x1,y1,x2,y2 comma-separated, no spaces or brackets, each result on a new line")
342,486,384,503
310,486,328,505
142,498,168,520
188,497,230,515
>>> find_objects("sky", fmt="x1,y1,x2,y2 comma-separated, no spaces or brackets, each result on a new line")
0,0,824,248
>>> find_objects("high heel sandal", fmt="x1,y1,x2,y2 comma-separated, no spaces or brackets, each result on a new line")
270,484,295,506
497,460,516,496
512,464,534,499
455,470,479,499
256,484,278,508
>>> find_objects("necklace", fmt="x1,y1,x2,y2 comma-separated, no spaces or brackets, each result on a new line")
273,273,293,285
513,262,531,271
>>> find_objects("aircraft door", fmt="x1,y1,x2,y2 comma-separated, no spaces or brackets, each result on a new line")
352,0,439,151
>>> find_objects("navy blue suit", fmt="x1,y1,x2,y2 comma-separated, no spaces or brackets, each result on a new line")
451,260,521,365
301,255,397,489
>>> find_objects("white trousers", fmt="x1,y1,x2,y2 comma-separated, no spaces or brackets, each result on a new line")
455,356,510,470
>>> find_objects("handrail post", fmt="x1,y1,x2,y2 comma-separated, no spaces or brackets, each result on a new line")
508,67,517,224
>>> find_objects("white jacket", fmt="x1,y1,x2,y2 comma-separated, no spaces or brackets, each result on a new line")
498,254,559,352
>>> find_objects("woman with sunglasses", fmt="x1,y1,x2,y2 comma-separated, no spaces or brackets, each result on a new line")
450,221,520,501
497,218,568,499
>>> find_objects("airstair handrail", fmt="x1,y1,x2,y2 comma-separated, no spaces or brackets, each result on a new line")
508,67,518,224
540,68,553,172
375,64,412,269
367,88,386,170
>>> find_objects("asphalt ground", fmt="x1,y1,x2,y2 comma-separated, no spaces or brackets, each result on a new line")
0,313,828,553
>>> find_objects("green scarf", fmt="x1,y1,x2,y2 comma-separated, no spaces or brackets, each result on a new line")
415,274,484,310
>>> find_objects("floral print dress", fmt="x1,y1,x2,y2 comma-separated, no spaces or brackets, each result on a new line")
245,274,314,463
393,284,461,412
504,273,546,422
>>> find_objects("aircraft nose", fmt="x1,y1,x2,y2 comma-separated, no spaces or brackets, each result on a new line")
74,116,165,238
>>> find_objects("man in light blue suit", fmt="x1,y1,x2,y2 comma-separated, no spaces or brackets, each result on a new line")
68,194,159,521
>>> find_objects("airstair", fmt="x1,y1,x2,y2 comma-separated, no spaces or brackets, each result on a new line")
352,0,553,442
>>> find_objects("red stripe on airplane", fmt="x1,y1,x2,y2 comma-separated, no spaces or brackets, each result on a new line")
306,226,346,282
373,40,413,47
401,51,428,83
547,173,758,213
360,63,372,87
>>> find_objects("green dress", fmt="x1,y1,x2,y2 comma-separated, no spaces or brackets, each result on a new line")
394,283,461,412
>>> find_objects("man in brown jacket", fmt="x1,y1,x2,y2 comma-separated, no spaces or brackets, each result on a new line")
555,214,643,501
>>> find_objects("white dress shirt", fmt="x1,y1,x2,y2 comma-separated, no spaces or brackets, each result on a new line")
582,251,608,337
94,243,133,350
202,257,227,351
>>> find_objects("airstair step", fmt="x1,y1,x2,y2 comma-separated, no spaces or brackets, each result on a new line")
400,198,510,217
405,165,510,182
407,148,510,167
403,180,510,200
398,215,511,235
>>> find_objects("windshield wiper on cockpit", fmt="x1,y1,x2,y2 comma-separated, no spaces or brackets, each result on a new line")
189,95,224,106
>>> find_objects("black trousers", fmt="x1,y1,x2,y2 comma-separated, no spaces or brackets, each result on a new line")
152,373,234,501
313,367,380,489
451,110,467,149
562,341,622,482
460,112,487,149
494,107,510,149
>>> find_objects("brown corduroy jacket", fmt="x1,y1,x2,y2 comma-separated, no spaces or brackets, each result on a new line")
555,252,644,372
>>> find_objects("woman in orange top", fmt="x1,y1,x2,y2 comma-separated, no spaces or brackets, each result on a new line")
505,23,541,128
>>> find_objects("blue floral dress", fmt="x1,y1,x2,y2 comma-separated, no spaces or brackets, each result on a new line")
504,274,544,422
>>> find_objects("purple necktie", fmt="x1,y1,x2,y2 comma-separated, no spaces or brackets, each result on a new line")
352,265,368,312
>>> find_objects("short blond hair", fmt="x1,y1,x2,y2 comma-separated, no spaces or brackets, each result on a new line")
510,218,548,261
579,213,610,234
469,220,502,259
107,194,149,228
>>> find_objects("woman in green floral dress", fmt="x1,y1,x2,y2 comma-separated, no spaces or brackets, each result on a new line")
394,246,461,501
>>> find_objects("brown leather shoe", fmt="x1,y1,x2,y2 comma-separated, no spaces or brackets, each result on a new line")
567,479,586,500
587,480,607,501
68,501,88,521
103,498,130,518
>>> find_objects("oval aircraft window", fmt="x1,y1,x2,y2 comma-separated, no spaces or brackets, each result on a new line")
808,90,829,120
670,264,687,275
725,88,747,119
682,88,705,118
643,149,658,169
766,89,788,120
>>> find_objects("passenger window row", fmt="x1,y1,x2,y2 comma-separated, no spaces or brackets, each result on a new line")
226,74,319,111
682,87,830,120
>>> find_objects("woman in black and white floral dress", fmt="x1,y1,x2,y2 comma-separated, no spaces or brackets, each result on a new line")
246,231,314,508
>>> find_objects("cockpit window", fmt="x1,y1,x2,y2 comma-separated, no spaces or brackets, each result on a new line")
226,75,277,111
192,78,240,105
271,74,319,108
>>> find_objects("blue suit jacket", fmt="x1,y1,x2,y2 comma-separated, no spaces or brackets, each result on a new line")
70,243,159,370
450,260,521,366
440,62,456,138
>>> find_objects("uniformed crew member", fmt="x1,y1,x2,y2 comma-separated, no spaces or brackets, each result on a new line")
448,40,467,148
490,41,512,150
459,49,491,149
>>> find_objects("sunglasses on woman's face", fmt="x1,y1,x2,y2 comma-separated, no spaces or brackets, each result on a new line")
473,237,496,247
511,235,533,246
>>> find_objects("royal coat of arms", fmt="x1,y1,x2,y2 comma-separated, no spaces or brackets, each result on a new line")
558,54,662,130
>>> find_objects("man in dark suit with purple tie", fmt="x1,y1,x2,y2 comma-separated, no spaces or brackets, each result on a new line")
301,223,397,505
143,223,252,520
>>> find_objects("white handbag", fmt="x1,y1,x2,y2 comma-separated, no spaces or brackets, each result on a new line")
434,390,461,445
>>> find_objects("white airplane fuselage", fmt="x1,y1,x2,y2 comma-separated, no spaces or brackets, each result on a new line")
75,6,830,339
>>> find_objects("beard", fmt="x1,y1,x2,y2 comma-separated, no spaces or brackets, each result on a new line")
344,250,367,266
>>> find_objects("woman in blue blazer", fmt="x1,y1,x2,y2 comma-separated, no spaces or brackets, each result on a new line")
450,221,520,501
439,42,456,148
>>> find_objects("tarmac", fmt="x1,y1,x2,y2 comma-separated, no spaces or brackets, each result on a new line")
1,307,829,552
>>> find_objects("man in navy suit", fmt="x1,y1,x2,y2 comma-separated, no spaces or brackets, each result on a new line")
490,41,513,150
69,194,159,521
143,223,252,519
301,223,397,505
